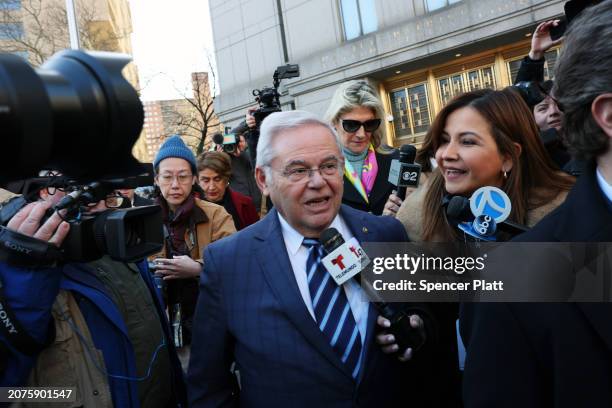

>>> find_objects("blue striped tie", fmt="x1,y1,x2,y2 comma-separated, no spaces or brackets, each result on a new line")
302,238,363,379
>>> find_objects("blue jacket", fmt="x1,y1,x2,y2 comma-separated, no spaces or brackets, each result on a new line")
0,259,186,407
188,205,431,407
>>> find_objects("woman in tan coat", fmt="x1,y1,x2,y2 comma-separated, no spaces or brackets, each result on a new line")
386,88,574,241
151,135,236,368
382,88,574,406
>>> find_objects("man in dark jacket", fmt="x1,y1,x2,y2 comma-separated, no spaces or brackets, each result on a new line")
461,2,612,406
0,185,187,407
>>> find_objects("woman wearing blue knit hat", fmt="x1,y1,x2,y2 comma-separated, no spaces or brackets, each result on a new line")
151,135,236,369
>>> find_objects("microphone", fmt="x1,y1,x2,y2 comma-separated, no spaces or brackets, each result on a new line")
445,189,529,241
320,228,368,285
212,132,224,146
319,228,426,351
388,144,421,200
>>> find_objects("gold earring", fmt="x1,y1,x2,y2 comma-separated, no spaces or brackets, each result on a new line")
503,170,508,179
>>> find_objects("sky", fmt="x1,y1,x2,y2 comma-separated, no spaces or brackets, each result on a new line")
130,0,215,101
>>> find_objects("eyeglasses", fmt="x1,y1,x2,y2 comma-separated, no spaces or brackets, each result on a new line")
85,192,125,209
275,161,343,182
341,118,381,133
157,173,194,185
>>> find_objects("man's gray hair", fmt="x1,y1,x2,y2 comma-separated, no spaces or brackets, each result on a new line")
553,0,612,161
256,110,342,174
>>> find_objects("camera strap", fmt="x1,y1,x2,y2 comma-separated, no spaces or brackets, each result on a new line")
0,276,56,356
0,225,63,268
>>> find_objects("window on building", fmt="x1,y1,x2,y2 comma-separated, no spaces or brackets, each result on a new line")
0,0,21,10
437,66,496,106
0,22,24,40
340,0,377,41
506,48,560,83
426,0,462,12
389,83,432,144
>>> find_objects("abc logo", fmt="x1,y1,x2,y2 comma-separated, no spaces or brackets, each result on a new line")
470,186,511,223
473,214,496,236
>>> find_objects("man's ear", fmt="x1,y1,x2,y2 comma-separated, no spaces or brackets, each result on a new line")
255,167,270,196
592,93,612,138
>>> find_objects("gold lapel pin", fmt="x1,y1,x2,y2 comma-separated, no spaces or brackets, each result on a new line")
362,227,368,234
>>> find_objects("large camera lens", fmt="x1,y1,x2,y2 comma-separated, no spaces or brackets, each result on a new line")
0,50,144,184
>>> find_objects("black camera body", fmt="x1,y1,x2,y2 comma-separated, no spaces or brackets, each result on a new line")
233,64,300,167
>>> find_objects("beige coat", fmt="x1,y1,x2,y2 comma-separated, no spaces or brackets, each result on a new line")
396,173,568,241
152,197,236,262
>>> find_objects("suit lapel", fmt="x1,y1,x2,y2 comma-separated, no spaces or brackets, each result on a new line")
553,166,612,241
555,167,612,352
252,209,354,379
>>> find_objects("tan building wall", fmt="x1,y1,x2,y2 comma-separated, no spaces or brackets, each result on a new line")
0,0,147,161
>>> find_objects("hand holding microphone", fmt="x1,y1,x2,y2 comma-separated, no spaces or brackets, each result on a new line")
388,144,421,200
319,228,426,360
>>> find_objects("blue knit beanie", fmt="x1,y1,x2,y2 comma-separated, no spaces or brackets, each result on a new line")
153,135,197,173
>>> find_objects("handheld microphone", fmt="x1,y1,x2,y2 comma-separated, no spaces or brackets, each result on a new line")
212,132,224,145
320,228,426,352
446,188,529,241
320,228,368,285
388,144,421,200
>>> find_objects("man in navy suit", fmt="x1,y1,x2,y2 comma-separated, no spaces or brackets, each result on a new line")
188,110,430,407
461,2,612,406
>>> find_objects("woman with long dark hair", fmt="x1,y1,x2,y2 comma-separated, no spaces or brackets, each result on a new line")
386,88,574,407
396,88,574,241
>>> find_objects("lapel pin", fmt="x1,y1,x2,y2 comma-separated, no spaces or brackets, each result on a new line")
362,227,368,234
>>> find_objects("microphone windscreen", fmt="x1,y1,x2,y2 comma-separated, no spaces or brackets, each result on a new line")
399,144,417,163
212,133,224,145
447,196,472,222
320,228,345,253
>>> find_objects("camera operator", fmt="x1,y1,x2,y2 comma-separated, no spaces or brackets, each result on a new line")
197,151,259,230
216,130,262,215
117,188,154,207
0,179,187,407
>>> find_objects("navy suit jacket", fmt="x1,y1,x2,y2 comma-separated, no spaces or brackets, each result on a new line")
188,205,425,407
461,166,612,407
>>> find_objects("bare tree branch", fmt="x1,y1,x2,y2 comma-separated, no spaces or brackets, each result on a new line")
0,0,128,66
166,54,222,155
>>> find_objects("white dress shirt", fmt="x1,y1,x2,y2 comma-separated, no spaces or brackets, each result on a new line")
596,167,612,204
277,213,369,344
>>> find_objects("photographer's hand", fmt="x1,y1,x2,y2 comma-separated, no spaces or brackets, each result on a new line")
375,314,425,362
246,106,258,129
6,201,70,246
155,255,202,280
529,20,563,60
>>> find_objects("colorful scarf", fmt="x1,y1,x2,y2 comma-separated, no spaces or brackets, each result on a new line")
344,144,378,203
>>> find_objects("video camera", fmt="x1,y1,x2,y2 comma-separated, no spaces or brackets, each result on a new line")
0,50,163,265
230,64,300,166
